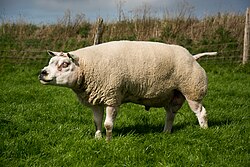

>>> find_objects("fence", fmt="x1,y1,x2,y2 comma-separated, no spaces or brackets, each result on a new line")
243,7,250,64
0,8,249,65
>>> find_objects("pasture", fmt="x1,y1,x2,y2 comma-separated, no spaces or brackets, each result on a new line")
0,61,249,166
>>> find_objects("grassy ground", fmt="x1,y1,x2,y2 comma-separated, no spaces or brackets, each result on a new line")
0,62,249,167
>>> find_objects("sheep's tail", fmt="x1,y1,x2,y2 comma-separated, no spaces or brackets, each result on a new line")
193,52,217,60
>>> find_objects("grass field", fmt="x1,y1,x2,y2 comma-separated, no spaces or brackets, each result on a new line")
0,62,249,167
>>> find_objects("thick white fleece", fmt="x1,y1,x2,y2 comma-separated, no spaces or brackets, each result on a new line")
71,41,207,107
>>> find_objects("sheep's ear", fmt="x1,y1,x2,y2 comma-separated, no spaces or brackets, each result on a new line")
47,50,57,57
67,53,79,64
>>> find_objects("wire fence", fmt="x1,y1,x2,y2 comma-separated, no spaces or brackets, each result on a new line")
0,41,244,65
0,11,248,65
0,47,242,64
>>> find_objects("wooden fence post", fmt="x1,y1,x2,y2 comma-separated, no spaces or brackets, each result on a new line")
243,7,250,64
93,17,104,45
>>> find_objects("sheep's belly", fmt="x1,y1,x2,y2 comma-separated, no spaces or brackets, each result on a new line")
122,92,174,108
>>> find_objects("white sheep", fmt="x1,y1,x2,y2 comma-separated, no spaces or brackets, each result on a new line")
39,41,217,141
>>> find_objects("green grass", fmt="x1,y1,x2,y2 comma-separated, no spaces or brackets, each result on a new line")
0,62,249,167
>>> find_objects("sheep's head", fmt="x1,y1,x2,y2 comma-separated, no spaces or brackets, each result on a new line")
39,51,80,88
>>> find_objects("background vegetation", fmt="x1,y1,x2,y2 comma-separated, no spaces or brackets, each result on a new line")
0,8,249,167
0,9,246,63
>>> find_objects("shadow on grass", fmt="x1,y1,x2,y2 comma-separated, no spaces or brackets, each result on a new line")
0,119,16,130
113,118,233,136
113,122,193,136
208,118,233,127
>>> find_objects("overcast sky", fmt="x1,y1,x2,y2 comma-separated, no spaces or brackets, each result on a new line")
0,0,249,24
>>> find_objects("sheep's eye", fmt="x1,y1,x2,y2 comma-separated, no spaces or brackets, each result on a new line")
61,62,69,68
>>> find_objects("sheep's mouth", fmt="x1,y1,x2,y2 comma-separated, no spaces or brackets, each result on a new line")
39,75,53,84
40,79,53,83
39,78,53,84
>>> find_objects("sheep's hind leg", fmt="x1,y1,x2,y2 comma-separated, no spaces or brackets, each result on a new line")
104,106,118,141
163,106,176,133
92,106,104,139
187,100,208,129
163,91,185,133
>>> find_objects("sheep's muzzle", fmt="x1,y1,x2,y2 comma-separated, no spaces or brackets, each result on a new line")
39,70,52,83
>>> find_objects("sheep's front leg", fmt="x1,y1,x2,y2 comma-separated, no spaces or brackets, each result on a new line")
92,106,104,139
104,106,118,141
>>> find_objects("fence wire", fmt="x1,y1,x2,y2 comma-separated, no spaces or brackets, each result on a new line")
1,8,248,65
0,41,244,64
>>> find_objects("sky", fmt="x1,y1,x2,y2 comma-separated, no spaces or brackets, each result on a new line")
0,0,249,24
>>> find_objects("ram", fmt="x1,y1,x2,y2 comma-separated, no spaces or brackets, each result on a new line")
39,41,217,141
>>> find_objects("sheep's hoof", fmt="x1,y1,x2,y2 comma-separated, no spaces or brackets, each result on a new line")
106,137,112,142
106,131,112,142
200,123,208,129
95,130,102,139
163,129,172,134
199,119,208,129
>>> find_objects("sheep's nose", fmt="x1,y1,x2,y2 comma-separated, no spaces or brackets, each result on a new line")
41,70,48,75
39,70,48,80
